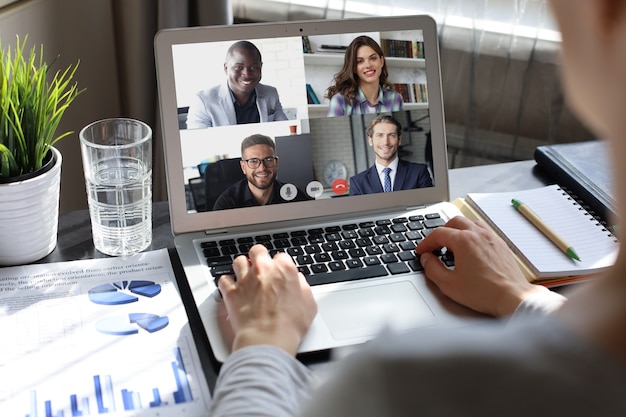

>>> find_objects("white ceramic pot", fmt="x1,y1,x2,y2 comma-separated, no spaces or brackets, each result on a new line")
0,147,62,265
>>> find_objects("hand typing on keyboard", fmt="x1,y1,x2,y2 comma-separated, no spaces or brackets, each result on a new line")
217,245,317,356
416,216,546,317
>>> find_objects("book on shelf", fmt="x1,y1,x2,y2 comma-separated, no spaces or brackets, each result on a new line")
534,140,616,229
393,83,428,103
413,40,425,59
316,44,347,53
306,83,321,104
302,35,313,53
381,38,424,59
454,184,619,286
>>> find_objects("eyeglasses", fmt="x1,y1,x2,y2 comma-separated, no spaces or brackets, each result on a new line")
242,156,279,169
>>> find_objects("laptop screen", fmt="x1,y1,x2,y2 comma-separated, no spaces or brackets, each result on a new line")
155,15,449,235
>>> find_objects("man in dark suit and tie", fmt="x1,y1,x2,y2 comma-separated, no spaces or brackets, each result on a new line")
349,115,433,195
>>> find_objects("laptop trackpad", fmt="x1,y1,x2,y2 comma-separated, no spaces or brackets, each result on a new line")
317,280,438,340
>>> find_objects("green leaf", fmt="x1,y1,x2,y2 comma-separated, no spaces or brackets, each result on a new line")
0,35,83,178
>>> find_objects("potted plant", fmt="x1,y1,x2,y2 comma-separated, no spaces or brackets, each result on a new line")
0,35,82,265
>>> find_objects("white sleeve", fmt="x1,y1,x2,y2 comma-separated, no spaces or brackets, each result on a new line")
186,91,212,129
510,286,567,320
210,345,313,417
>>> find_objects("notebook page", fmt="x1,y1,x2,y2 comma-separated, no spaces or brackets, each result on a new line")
466,184,619,277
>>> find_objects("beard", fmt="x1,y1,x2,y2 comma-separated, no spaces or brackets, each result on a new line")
247,170,276,191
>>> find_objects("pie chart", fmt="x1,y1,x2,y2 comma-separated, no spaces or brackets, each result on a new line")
88,280,162,305
95,313,170,335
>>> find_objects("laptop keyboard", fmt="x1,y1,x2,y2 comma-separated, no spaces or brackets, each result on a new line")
203,212,453,287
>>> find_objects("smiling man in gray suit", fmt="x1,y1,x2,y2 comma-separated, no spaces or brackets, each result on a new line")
186,40,288,129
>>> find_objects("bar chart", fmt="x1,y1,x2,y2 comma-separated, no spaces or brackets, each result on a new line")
23,347,194,417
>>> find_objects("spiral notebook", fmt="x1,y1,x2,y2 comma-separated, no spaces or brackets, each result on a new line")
534,140,616,227
465,184,619,279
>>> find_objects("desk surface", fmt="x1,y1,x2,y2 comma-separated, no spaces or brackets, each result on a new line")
448,160,551,200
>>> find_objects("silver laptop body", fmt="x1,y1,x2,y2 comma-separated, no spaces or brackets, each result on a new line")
155,15,481,362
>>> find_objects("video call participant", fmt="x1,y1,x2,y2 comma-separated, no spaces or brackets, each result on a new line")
186,40,288,128
326,35,404,116
213,134,310,210
350,115,432,195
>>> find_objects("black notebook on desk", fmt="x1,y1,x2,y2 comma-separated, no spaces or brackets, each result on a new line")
534,140,616,226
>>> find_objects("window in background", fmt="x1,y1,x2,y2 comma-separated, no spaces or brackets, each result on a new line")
232,0,559,42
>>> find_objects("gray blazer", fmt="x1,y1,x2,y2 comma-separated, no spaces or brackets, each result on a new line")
186,82,287,128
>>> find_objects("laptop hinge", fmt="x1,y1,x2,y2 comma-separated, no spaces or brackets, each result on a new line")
406,204,427,211
203,228,232,236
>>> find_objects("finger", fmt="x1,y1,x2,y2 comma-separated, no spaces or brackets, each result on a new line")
299,273,318,315
298,271,310,288
443,215,476,230
269,251,312,287
247,244,272,264
272,252,301,288
415,226,459,254
217,273,237,294
246,245,276,279
416,216,483,254
273,252,298,275
232,253,251,281
419,251,455,286
248,243,270,262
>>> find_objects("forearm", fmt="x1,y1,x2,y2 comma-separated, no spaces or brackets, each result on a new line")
211,345,313,417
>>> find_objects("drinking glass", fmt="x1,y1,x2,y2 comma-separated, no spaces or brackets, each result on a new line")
79,118,152,256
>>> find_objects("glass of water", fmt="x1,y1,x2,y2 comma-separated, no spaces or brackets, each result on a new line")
79,118,152,256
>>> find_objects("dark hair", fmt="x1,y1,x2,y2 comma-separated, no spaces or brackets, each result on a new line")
325,35,392,105
366,115,402,138
241,134,275,155
226,40,263,63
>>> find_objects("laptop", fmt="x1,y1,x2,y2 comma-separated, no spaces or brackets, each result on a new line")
155,15,482,362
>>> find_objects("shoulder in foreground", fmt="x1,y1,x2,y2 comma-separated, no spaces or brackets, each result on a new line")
301,317,626,416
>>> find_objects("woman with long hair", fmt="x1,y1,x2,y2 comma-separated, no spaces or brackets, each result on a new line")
325,35,403,116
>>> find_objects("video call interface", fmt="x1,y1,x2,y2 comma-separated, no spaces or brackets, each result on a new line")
172,29,433,213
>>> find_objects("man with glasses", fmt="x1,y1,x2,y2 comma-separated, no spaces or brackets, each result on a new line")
186,40,288,128
213,134,310,210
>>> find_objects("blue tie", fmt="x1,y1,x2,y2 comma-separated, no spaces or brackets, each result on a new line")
383,167,392,192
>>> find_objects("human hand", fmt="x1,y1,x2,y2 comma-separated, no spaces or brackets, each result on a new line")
217,245,318,356
416,216,544,317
